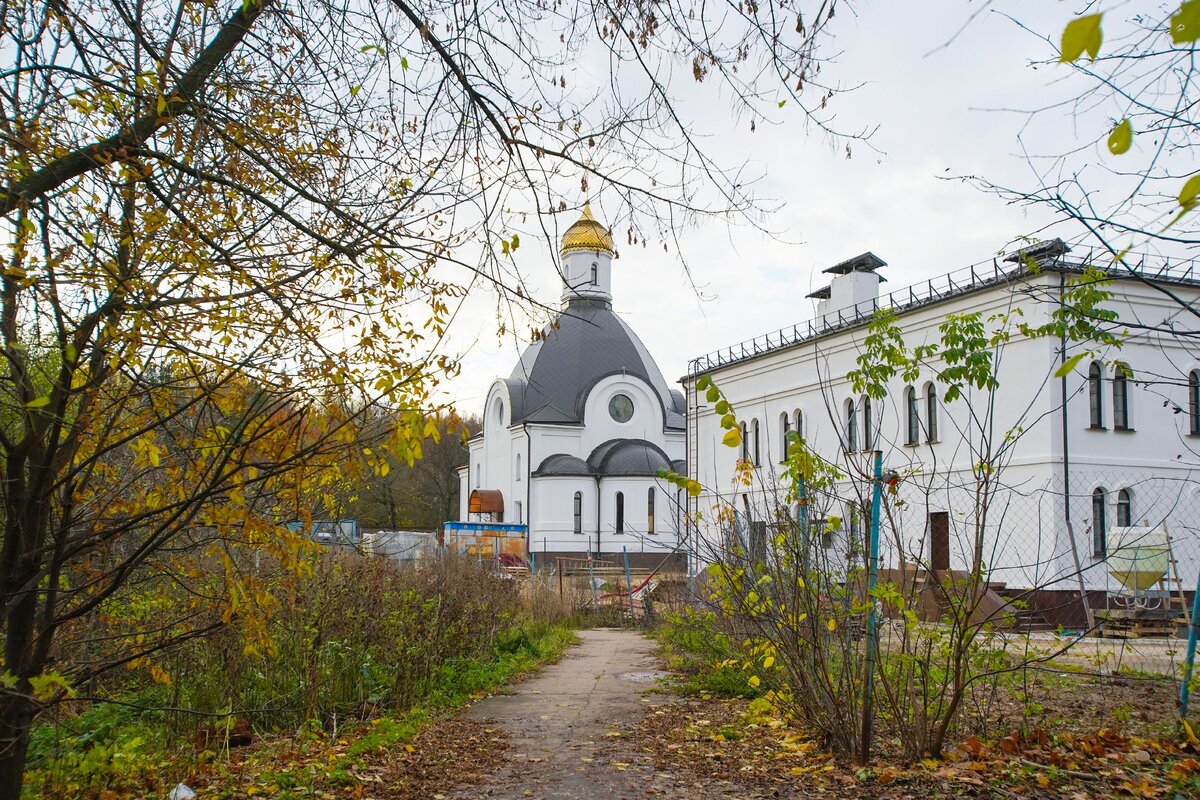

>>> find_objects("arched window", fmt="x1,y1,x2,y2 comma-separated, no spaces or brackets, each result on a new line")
925,384,939,443
1088,361,1104,428
493,397,505,427
1113,364,1130,430
1092,488,1107,556
647,487,656,535
474,464,481,488
740,422,749,461
794,409,804,442
862,395,873,451
1116,488,1132,527
573,491,583,535
780,412,791,457
615,492,625,534
515,453,521,480
590,262,598,284
845,399,857,452
751,418,760,465
1190,370,1200,435
905,386,919,445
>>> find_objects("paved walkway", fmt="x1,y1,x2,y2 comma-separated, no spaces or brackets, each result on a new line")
451,628,780,799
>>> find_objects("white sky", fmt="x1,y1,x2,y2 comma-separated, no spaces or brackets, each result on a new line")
434,1,1118,415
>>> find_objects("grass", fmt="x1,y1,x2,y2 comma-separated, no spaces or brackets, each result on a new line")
25,621,579,799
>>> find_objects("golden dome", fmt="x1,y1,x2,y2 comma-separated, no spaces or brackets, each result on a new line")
560,203,614,255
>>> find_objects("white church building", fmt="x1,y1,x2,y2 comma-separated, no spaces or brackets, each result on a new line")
456,206,687,570
684,243,1200,627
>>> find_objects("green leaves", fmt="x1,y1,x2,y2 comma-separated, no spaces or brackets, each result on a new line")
1179,174,1200,211
1060,14,1103,62
656,467,702,497
1107,118,1132,155
1054,352,1087,378
1172,1,1200,43
705,385,720,403
24,395,50,409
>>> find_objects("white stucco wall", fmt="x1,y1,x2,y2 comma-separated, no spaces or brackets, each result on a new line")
686,269,1200,592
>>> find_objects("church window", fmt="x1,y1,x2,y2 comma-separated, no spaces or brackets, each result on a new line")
609,393,634,423
1092,488,1107,556
1117,488,1132,527
905,386,919,445
780,412,790,458
845,399,857,452
515,501,523,524
740,422,749,461
1190,370,1200,435
751,419,760,465
474,464,480,488
862,395,873,451
573,492,583,535
793,409,803,441
1113,364,1130,430
647,488,656,535
515,453,521,480
1089,361,1104,428
925,383,939,443
591,262,598,284
616,492,625,534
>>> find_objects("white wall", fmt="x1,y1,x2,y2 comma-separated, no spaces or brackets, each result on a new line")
687,271,1200,591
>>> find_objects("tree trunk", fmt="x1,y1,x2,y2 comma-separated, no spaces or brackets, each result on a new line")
0,694,36,800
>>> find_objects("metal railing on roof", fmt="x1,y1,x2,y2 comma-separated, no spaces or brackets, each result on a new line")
686,252,1200,377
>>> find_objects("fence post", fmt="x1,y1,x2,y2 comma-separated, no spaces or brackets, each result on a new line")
860,450,884,765
1179,567,1200,721
623,546,635,618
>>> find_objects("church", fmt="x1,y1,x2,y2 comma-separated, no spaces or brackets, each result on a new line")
455,206,687,569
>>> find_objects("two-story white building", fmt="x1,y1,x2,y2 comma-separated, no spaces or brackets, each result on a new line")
456,206,686,570
684,243,1200,626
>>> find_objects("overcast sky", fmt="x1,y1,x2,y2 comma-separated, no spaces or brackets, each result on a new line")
434,1,1115,416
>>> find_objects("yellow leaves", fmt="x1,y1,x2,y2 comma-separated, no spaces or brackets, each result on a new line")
149,664,172,685
721,427,742,449
1060,14,1103,62
826,618,837,633
1108,118,1133,155
24,395,50,409
129,435,163,468
762,655,775,669
748,675,761,688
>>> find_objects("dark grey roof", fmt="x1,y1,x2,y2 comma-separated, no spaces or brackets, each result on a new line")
824,252,886,275
507,299,685,428
670,459,687,475
587,438,673,476
1003,238,1070,265
805,285,831,299
533,454,592,477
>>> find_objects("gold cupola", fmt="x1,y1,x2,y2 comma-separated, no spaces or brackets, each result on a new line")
560,203,614,255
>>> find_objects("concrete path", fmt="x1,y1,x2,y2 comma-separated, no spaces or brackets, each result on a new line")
451,628,778,799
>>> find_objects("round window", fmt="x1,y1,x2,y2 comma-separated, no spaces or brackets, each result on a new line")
608,393,634,423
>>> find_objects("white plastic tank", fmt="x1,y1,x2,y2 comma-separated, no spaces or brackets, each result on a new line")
1107,524,1170,592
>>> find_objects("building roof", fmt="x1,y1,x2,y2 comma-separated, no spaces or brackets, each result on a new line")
823,251,886,275
532,441,677,478
687,250,1197,378
468,489,504,514
533,454,593,477
507,299,685,428
560,203,615,255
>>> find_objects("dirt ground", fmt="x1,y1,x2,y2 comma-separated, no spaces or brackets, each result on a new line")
374,630,1198,800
